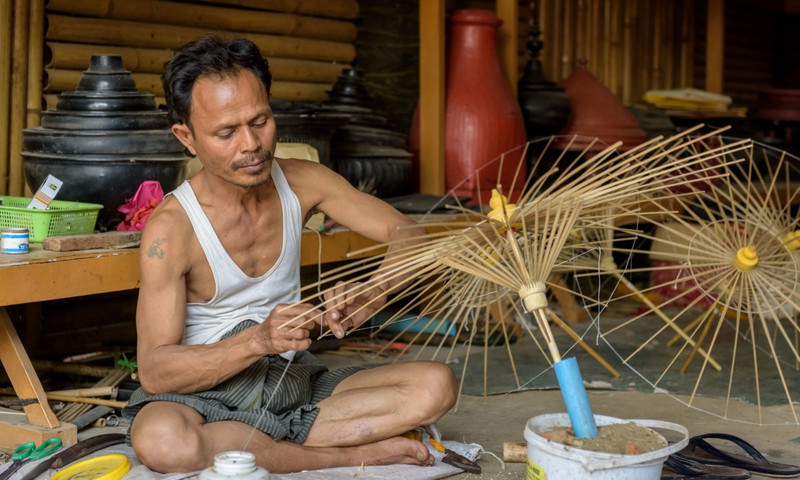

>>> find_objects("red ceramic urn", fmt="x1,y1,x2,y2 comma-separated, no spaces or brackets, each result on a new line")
556,62,646,151
411,9,527,204
445,9,527,203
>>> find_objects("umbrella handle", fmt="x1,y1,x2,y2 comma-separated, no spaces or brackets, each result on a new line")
554,357,598,438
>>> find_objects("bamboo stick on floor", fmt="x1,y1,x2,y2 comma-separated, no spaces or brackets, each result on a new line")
57,366,130,423
48,386,117,397
0,388,127,408
31,360,117,378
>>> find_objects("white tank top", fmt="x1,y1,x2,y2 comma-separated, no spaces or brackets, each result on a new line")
171,161,302,345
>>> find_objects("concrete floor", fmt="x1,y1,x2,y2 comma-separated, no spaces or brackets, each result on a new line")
436,390,800,479
2,322,798,479
1,352,798,479
315,348,800,480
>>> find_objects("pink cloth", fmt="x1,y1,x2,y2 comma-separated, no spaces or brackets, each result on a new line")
116,180,164,231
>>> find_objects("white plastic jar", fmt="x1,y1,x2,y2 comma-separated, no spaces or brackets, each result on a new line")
199,451,269,480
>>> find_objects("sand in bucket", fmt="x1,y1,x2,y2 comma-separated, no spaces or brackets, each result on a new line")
524,414,688,480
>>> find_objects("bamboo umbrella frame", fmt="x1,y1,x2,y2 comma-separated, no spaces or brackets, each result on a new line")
281,126,750,401
556,139,753,372
601,138,800,425
284,126,747,332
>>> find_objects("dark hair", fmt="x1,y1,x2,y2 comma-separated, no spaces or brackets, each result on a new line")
162,35,272,128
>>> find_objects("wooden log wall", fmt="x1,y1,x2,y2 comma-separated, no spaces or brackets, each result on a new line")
535,0,696,105
448,0,695,106
692,0,776,110
1,0,13,196
0,0,358,195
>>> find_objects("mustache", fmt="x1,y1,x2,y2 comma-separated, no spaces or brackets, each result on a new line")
232,149,273,168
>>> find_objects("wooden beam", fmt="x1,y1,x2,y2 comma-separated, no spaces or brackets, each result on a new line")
0,306,78,447
418,0,445,195
496,0,519,96
0,307,59,428
0,249,140,306
705,0,724,93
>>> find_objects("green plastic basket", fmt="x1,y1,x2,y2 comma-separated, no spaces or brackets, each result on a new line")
0,196,102,243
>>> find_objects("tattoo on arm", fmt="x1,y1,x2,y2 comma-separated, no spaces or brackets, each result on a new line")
147,238,165,259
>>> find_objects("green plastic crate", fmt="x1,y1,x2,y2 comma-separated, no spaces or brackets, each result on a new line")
0,196,102,243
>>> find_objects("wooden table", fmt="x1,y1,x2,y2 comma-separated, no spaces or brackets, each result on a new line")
0,226,387,447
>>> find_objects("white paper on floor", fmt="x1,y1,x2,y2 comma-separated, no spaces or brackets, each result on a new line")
2,440,482,480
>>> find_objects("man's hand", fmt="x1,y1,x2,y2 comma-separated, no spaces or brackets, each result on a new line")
322,281,388,339
261,303,321,355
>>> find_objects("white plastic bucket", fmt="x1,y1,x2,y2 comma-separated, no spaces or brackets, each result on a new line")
524,414,688,480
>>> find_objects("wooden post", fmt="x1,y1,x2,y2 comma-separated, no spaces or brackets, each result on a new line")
679,0,694,88
418,0,445,195
705,0,724,93
27,0,44,130
9,0,30,196
0,307,78,447
496,0,519,96
0,0,13,195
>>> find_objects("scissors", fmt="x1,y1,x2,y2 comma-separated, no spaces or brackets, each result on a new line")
0,438,62,480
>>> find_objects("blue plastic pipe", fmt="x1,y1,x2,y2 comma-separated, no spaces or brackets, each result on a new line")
554,357,598,438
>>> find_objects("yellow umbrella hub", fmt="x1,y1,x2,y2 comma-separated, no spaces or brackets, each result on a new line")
733,245,758,271
487,189,518,226
782,230,800,251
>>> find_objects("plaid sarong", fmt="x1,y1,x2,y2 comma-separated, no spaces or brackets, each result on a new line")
122,320,361,444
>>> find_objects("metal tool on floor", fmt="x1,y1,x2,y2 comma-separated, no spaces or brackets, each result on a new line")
406,426,482,475
0,438,62,480
429,437,481,474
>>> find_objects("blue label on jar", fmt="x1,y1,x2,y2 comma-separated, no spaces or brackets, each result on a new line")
1,232,29,254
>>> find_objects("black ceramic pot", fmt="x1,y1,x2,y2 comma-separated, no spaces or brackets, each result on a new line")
275,112,349,168
517,16,571,139
333,125,407,148
22,54,190,230
23,128,184,155
326,69,374,108
55,92,158,112
334,144,413,197
41,110,171,131
23,152,187,228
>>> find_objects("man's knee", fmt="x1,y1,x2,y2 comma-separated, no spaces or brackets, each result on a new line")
131,403,207,472
412,361,458,418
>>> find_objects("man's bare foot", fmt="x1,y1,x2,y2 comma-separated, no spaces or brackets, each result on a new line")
348,436,434,467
